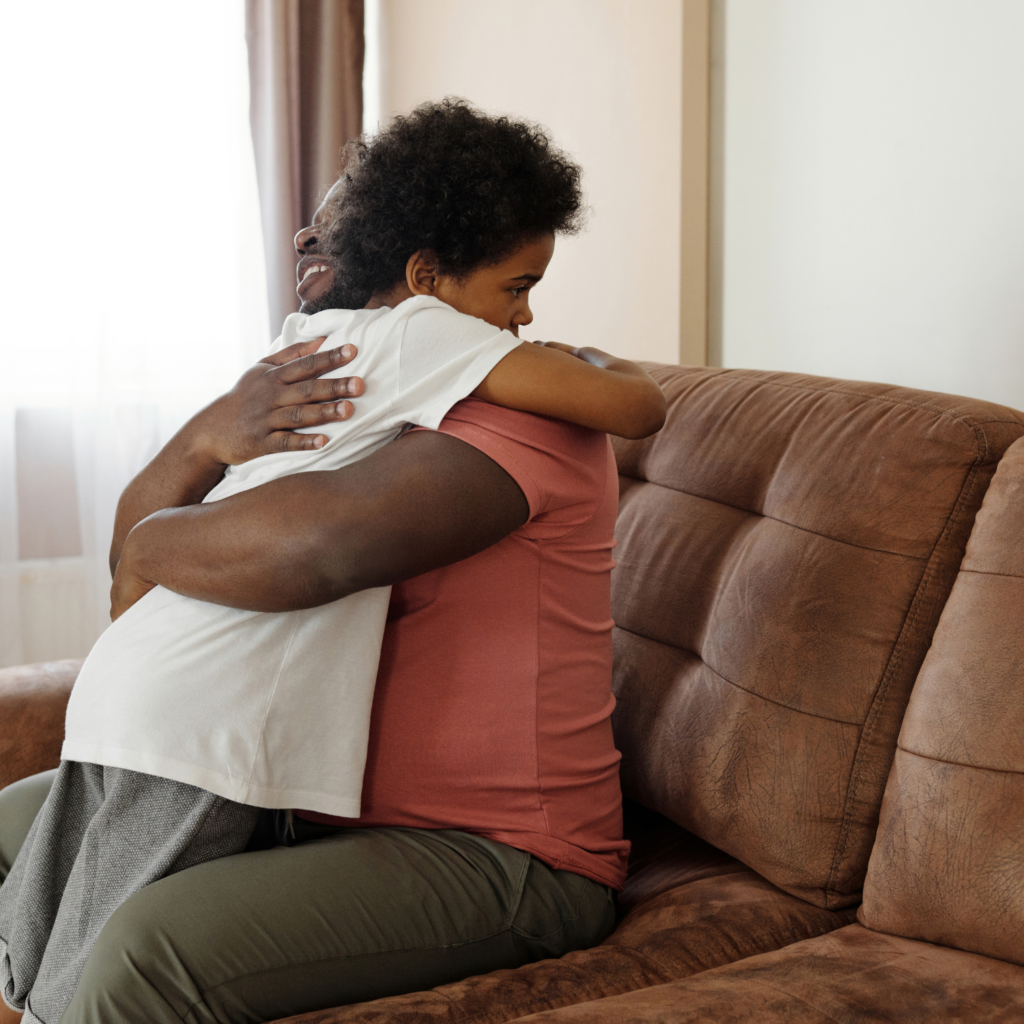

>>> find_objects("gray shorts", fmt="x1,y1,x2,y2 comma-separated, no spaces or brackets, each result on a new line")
0,762,259,1024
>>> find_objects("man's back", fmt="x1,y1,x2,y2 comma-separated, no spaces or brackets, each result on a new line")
302,398,630,890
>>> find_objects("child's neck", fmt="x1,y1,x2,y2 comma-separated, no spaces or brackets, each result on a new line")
365,281,415,310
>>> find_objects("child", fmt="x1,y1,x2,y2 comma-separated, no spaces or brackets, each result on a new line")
0,100,665,1024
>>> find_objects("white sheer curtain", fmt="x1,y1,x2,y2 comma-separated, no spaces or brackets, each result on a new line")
0,2,271,668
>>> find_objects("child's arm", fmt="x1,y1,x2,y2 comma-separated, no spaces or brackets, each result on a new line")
472,341,667,439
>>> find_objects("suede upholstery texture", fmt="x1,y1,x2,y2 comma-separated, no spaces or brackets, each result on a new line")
859,435,1024,964
3,366,1024,1024
498,925,1024,1023
609,366,1024,910
0,659,81,791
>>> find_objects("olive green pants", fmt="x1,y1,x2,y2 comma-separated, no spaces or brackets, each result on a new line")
0,771,616,1024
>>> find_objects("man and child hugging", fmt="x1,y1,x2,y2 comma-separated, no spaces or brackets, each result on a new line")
0,99,665,1024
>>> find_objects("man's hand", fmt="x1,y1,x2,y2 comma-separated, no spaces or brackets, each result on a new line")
109,338,364,575
192,337,365,467
110,551,156,621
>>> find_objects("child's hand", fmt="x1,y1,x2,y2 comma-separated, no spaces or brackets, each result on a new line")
532,340,579,355
532,341,620,371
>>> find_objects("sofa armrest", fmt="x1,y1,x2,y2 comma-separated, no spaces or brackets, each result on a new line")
0,659,81,790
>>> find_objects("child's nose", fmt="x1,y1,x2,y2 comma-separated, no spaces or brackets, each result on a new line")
514,301,534,329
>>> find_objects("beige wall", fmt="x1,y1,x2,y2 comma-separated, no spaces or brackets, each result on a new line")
373,0,686,364
711,0,1024,409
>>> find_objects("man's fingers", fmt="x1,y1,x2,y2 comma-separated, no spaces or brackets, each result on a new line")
270,400,354,432
261,336,327,367
275,343,358,384
264,419,354,453
281,376,364,406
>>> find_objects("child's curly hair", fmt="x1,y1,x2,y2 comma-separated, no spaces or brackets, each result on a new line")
320,98,585,308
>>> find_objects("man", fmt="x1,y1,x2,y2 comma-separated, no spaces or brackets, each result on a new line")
0,102,631,1024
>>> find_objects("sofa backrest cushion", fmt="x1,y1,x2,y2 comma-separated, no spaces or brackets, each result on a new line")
858,436,1024,960
611,366,1024,908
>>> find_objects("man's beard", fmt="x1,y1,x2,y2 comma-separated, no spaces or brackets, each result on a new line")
299,260,372,314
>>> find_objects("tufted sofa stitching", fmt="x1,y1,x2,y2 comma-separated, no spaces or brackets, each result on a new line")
854,435,1024,967
609,365,1024,911
614,476,933,561
826,424,992,906
895,747,1024,776
613,624,866,727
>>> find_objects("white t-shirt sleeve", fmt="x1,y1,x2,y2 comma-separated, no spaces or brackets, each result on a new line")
394,299,522,430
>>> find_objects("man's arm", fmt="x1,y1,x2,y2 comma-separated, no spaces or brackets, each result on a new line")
110,339,364,575
111,430,529,617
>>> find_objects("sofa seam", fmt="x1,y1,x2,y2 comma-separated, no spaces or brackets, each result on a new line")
824,470,969,904
956,567,1024,581
613,624,866,727
616,478,932,562
824,419,993,907
897,743,1024,776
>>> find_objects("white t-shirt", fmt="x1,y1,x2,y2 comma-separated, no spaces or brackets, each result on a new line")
61,296,522,817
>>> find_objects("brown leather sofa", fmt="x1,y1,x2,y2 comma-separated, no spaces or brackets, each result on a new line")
3,364,1024,1023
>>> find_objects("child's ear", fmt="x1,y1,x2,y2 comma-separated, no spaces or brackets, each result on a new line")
406,250,441,295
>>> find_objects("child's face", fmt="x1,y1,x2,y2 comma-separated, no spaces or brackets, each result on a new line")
428,234,555,337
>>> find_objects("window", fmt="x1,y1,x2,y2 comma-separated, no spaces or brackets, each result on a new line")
0,1,269,666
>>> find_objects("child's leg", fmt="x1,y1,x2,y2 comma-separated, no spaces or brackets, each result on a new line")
0,762,259,1024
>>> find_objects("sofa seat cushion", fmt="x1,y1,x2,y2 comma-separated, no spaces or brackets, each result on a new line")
276,856,854,1023
0,659,81,790
500,924,1024,1023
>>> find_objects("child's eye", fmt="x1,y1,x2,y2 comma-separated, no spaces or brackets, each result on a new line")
511,286,527,298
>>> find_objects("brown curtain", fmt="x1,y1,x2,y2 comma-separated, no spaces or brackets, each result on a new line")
246,0,365,336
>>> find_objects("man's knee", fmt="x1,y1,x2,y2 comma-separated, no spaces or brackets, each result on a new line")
62,879,204,1024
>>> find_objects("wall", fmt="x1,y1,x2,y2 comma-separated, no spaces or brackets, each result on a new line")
372,0,684,364
711,0,1024,409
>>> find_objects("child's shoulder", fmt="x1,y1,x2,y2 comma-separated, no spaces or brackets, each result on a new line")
270,307,386,354
392,296,509,344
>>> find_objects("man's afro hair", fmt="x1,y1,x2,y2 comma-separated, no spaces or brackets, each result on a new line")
320,98,584,308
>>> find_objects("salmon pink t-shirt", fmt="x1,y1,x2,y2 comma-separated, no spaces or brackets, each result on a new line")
300,397,629,889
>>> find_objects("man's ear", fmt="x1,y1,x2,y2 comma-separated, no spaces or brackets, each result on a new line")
406,250,441,295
